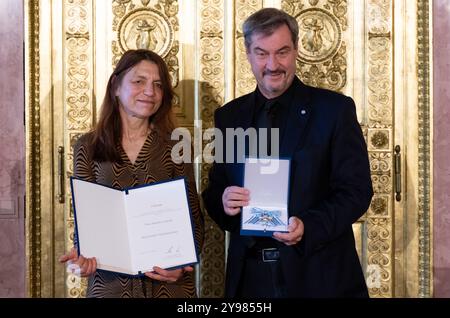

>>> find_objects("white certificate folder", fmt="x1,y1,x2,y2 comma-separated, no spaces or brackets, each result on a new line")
241,158,290,236
70,177,198,276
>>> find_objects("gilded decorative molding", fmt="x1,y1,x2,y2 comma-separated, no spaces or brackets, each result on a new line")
369,152,392,193
367,37,391,125
367,217,391,297
25,0,41,298
417,0,432,298
199,0,226,298
65,37,91,131
326,0,348,31
235,0,262,34
297,8,342,64
66,220,88,297
199,0,225,128
282,0,305,14
283,0,347,92
235,0,262,97
370,150,391,172
366,0,393,297
115,8,174,57
64,0,93,298
368,0,390,34
370,195,390,217
370,131,390,150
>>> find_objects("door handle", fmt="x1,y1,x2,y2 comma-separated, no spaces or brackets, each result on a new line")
57,146,65,203
394,145,401,201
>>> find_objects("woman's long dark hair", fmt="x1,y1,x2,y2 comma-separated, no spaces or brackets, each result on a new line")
90,49,176,162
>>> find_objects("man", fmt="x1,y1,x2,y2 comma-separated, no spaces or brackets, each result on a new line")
202,8,373,297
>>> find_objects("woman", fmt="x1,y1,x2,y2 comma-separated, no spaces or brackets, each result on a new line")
59,49,204,298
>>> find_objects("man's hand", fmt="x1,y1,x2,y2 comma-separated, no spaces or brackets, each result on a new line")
222,186,250,216
273,216,304,246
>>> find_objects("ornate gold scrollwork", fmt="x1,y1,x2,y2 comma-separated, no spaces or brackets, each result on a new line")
198,0,227,298
116,8,174,57
235,0,262,97
417,0,432,297
297,8,342,64
65,0,93,298
283,1,347,92
366,0,393,297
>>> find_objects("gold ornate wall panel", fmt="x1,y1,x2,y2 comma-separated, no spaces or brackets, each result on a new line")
282,0,347,92
25,0,41,298
198,0,226,298
26,0,432,298
234,0,262,97
366,0,394,297
64,0,94,298
417,0,432,297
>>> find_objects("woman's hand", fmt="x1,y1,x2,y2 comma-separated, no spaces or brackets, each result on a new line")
59,247,97,277
144,265,193,283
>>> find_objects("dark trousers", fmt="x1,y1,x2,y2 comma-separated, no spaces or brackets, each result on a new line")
236,250,287,298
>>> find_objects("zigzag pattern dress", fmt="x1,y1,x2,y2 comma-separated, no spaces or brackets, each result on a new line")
73,129,204,298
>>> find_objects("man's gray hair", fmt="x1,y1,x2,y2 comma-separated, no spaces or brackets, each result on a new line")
243,8,299,50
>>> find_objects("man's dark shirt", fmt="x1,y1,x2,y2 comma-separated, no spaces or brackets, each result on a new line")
250,82,296,249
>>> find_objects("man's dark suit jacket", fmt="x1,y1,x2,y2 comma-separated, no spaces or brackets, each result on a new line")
202,77,373,297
